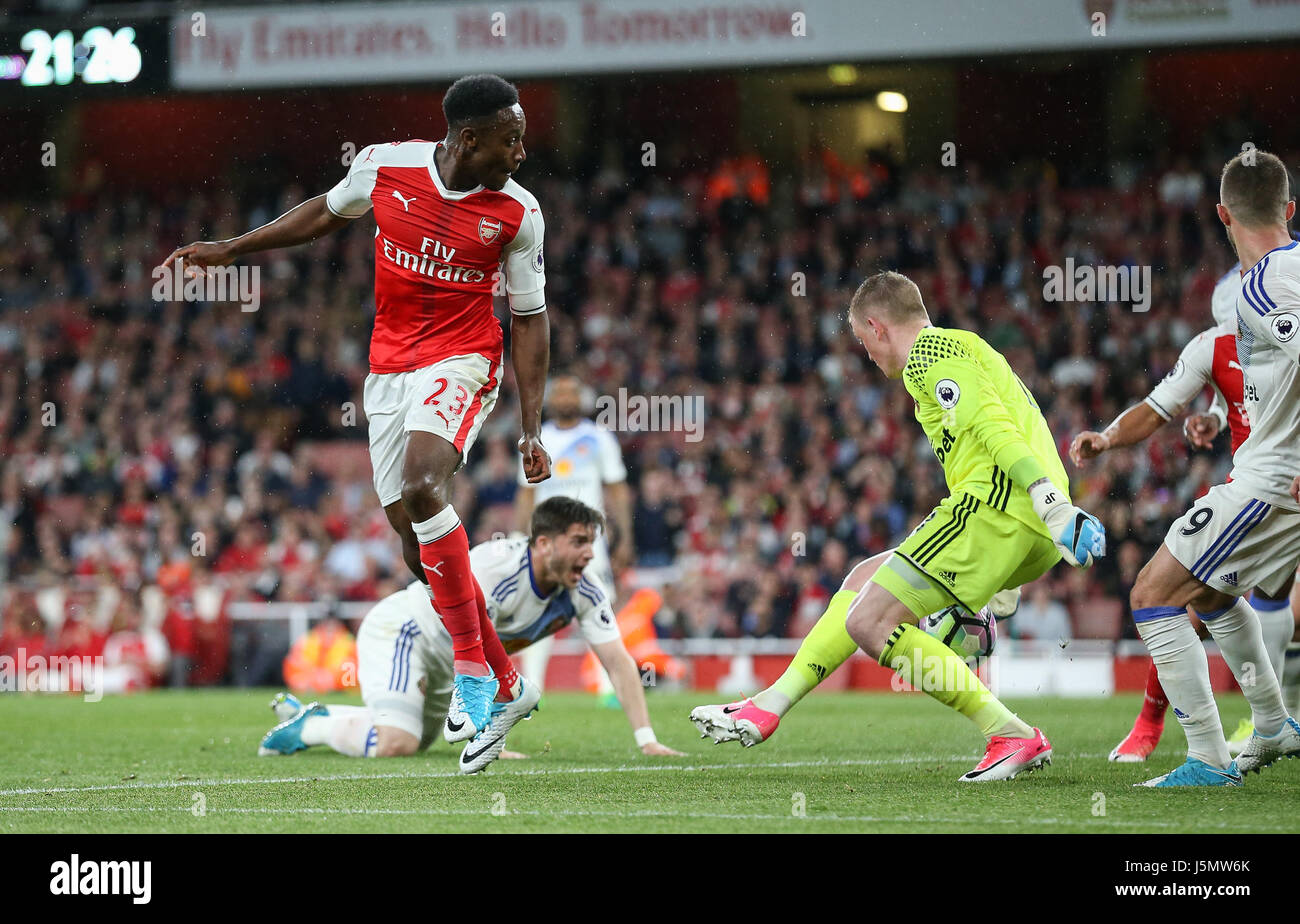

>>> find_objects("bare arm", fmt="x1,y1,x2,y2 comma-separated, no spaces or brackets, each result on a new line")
163,195,351,270
512,311,552,484
1069,402,1166,466
591,639,684,756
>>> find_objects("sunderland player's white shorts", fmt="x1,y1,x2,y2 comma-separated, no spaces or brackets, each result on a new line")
363,352,501,506
1165,479,1300,597
356,591,454,749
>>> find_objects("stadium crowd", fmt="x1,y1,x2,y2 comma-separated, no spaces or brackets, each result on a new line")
1,137,1279,685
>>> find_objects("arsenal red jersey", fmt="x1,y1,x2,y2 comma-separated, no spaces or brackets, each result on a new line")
326,140,547,374
1144,322,1249,452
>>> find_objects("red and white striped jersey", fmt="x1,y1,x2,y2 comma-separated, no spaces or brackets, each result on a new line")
326,140,547,374
1144,322,1249,452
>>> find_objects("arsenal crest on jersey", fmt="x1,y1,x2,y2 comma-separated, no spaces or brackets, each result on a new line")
478,217,502,245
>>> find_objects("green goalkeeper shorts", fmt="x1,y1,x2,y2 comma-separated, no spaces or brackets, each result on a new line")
870,492,1061,618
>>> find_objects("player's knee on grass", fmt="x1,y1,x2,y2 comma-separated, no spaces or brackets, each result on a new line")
373,726,420,758
844,581,918,659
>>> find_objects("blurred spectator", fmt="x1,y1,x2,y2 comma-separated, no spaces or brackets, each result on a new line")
101,595,170,693
1011,582,1073,644
282,615,359,694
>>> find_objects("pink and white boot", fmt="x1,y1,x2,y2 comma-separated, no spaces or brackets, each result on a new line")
959,727,1053,782
689,697,780,748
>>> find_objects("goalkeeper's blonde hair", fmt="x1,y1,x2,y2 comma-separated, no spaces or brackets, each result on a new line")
850,271,929,325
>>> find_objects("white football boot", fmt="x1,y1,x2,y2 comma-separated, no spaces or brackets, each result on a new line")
459,679,542,774
1234,717,1300,775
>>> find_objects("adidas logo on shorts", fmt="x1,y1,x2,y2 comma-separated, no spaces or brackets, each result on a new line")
1219,572,1238,587
939,570,958,586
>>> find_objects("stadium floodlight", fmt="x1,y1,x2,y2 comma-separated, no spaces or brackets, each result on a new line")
875,91,908,112
827,64,858,86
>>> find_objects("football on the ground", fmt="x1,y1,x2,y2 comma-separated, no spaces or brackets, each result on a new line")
922,604,996,659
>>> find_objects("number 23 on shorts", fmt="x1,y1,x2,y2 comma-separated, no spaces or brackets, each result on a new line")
423,378,469,417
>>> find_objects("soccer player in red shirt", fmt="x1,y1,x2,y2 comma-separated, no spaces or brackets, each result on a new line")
165,75,552,744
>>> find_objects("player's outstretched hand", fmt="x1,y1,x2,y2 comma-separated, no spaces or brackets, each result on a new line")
162,240,237,277
1291,475,1300,505
1069,430,1109,466
1184,413,1219,449
1030,481,1107,568
519,433,551,484
641,741,686,756
500,749,529,760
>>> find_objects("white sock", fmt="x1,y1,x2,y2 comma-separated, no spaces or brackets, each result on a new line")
410,505,461,544
1250,594,1293,691
1135,607,1229,768
1201,597,1288,737
302,709,376,757
1283,643,1300,715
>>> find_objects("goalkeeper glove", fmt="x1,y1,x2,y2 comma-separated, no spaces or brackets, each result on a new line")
1030,480,1106,568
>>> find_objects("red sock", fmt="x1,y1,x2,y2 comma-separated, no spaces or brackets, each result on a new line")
419,524,486,671
475,581,520,699
1138,660,1169,726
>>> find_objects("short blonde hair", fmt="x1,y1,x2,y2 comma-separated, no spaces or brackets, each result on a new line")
849,271,928,324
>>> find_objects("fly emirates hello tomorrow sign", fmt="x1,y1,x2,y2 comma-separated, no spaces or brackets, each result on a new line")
170,0,1299,90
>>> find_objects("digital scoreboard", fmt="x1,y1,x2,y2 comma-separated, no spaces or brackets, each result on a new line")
0,18,167,97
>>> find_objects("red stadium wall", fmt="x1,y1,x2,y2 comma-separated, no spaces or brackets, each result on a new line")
66,73,742,194
951,45,1300,176
70,83,559,193
953,58,1109,170
1143,46,1300,153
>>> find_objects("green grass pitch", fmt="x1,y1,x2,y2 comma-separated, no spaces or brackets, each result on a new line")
3,689,1298,833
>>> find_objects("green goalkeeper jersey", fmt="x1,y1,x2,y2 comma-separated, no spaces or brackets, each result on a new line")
901,326,1070,539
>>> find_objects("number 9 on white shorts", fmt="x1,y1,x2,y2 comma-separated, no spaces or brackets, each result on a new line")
1164,479,1300,597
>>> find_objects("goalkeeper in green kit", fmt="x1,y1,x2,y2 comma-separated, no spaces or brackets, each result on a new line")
690,271,1107,781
